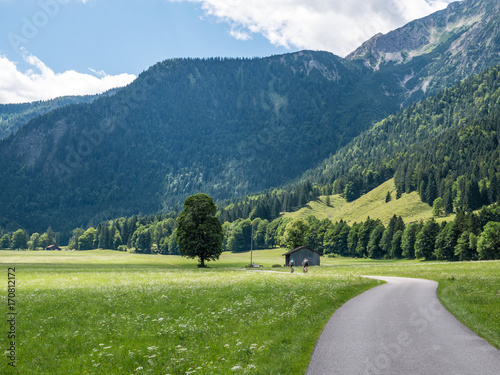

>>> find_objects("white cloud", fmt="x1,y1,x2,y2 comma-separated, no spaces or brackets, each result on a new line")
176,0,459,56
0,50,136,104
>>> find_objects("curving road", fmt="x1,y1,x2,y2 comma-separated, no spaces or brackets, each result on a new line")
306,276,500,375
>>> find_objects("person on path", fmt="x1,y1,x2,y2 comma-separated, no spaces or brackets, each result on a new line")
290,258,295,273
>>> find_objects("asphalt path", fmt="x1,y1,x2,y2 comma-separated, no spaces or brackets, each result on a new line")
306,276,500,375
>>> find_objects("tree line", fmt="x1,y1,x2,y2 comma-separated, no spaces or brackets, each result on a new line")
3,201,500,262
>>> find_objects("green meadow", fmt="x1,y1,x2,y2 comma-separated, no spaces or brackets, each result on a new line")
0,250,498,375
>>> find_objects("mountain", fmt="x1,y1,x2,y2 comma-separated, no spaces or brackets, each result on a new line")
308,63,500,213
1,0,500,234
348,0,500,103
0,52,397,232
0,91,119,140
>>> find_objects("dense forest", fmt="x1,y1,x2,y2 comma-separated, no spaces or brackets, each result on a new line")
3,63,500,253
177,63,500,229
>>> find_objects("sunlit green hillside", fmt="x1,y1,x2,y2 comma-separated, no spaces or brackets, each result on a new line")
284,179,453,225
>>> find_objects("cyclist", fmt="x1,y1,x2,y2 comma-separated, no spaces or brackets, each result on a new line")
289,258,295,273
302,258,309,273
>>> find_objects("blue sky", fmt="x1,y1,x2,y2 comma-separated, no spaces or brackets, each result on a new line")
0,0,458,104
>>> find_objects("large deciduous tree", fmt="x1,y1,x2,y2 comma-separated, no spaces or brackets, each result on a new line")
176,194,223,267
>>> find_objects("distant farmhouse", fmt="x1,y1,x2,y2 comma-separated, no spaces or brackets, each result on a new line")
283,246,321,267
46,245,62,251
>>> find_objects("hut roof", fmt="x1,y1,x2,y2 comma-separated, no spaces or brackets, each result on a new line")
282,245,322,256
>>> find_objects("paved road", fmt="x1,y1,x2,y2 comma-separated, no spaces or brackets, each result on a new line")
306,276,500,375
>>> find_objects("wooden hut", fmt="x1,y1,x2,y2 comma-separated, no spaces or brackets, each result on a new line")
46,245,62,251
283,246,321,267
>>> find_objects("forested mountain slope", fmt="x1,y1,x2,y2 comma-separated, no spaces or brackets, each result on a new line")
0,93,114,140
0,52,396,232
310,63,500,213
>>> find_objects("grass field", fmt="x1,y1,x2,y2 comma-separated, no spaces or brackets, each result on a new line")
0,250,498,374
0,250,378,375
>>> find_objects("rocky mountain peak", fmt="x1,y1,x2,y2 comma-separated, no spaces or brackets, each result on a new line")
348,0,497,66
347,0,500,101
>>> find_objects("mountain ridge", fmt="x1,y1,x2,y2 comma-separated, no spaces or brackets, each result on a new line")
0,89,120,140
